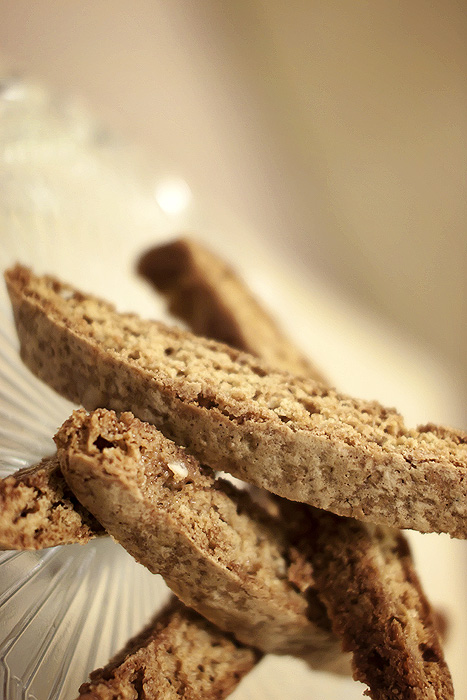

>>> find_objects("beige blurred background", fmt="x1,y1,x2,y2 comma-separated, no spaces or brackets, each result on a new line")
1,0,466,411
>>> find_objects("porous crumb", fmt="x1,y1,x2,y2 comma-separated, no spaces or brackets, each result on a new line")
55,408,340,660
5,263,467,537
77,597,261,700
0,454,103,549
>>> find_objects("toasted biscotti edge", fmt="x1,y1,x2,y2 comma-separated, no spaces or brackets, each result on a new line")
0,454,104,549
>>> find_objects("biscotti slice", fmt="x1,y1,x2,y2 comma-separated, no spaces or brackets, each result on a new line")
55,407,344,665
0,464,264,698
0,454,104,549
6,264,467,537
138,237,327,383
140,236,453,697
278,501,453,700
77,597,261,700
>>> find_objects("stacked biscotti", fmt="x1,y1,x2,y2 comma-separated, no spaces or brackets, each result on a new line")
2,241,461,698
54,407,339,660
5,266,467,538
137,238,456,699
0,255,348,696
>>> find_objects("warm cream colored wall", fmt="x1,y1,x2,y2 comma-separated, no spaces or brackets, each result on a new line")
229,0,467,374
0,0,465,382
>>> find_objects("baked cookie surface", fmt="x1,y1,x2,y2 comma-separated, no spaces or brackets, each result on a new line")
56,407,341,662
0,454,103,549
6,264,467,538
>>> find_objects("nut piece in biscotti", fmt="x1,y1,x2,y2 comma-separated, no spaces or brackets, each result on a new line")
77,597,261,700
278,501,454,700
138,237,327,383
6,264,467,538
0,454,104,549
55,408,345,666
141,235,453,698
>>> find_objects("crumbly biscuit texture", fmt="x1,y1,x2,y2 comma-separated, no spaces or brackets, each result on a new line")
77,597,261,700
6,264,467,537
0,454,103,549
56,408,341,662
138,237,327,382
278,501,454,700
147,236,453,697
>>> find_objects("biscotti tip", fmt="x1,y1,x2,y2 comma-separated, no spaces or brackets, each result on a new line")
0,454,104,550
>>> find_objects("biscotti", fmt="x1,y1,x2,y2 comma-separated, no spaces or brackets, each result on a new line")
279,501,453,700
144,236,453,698
138,237,327,383
55,407,342,664
57,406,452,697
6,264,467,538
0,454,103,549
77,597,261,700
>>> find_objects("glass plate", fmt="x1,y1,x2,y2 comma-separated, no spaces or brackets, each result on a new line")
0,72,365,699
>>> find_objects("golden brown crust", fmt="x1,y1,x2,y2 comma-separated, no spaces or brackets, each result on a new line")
77,597,261,700
55,408,341,662
138,237,327,382
138,237,453,697
6,263,467,538
0,454,103,549
2,259,455,697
